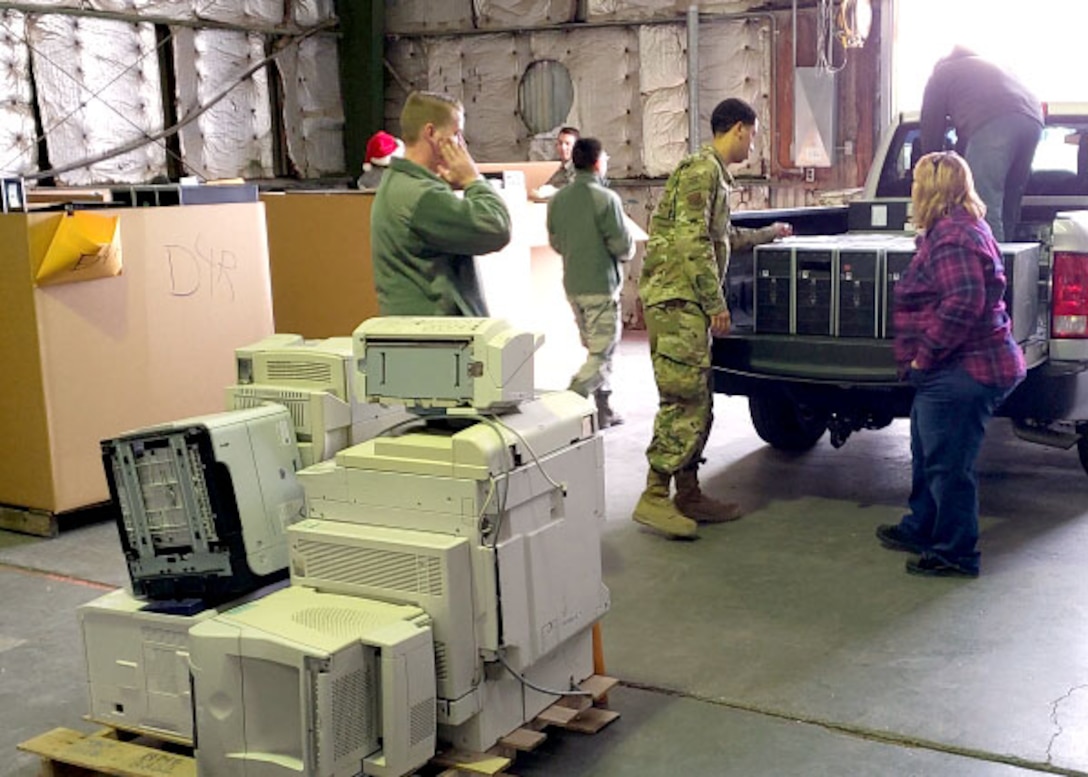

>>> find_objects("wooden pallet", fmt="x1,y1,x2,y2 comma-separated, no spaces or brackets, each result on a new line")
17,727,195,777
20,676,621,777
0,501,113,538
435,674,621,776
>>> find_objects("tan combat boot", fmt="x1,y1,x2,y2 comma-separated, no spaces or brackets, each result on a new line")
673,469,743,523
632,469,698,539
594,389,624,429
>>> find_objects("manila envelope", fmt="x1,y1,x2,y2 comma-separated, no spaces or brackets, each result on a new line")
34,211,123,287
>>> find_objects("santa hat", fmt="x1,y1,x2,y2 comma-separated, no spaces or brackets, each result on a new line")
363,131,405,171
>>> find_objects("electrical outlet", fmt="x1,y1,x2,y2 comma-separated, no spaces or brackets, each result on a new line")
804,168,815,183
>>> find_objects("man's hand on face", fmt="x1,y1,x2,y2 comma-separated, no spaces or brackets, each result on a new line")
436,136,480,190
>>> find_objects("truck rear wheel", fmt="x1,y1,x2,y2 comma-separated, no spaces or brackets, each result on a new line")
748,390,828,451
1078,433,1088,477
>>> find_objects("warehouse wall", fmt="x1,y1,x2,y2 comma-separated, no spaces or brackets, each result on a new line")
0,0,344,184
379,0,882,324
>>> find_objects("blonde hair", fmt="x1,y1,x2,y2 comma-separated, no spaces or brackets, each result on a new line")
400,91,462,143
911,151,986,231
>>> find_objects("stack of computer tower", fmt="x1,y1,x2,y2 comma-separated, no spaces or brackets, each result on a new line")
754,235,1040,345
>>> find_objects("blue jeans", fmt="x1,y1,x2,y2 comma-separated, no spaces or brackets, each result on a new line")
964,113,1042,242
899,365,1015,574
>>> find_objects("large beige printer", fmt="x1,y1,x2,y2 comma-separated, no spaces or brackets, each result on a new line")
291,316,610,752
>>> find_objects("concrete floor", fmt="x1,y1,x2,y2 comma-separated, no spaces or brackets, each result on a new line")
3,330,1088,777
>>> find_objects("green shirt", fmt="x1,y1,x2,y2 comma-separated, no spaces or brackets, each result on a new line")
639,145,778,314
546,171,634,297
371,157,512,316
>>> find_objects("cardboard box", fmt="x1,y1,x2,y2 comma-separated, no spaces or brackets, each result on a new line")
0,203,274,513
261,191,381,339
478,161,560,198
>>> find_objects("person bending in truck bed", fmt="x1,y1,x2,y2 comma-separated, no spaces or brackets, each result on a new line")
634,97,791,540
918,46,1043,242
876,151,1025,578
371,90,511,316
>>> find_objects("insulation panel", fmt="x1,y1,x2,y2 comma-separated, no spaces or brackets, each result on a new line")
195,0,285,27
86,0,192,20
173,26,273,179
279,32,344,177
426,34,523,164
291,0,336,27
638,23,686,177
29,13,166,184
0,10,39,176
587,0,762,21
474,0,577,29
697,17,772,177
384,37,427,134
386,18,769,181
385,0,474,35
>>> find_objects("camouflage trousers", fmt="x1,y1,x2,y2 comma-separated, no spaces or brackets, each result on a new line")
644,300,714,474
567,292,622,397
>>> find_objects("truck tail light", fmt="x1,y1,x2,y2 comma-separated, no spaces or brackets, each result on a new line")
1052,251,1088,338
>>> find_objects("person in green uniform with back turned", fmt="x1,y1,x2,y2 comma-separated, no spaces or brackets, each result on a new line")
635,97,792,540
371,90,512,316
547,137,635,429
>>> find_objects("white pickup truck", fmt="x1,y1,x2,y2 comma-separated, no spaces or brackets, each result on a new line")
715,104,1088,476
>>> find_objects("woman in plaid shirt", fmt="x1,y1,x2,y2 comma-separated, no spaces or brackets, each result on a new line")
876,151,1026,578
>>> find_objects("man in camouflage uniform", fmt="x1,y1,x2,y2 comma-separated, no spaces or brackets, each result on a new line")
635,98,791,539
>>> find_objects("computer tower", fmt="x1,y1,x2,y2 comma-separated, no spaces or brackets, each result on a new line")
753,245,793,334
882,248,915,338
836,248,881,337
794,248,834,335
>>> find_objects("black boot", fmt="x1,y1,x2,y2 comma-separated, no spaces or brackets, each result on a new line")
594,390,624,429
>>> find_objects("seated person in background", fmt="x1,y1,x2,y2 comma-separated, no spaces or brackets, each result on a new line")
532,126,580,199
357,130,405,190
547,138,634,429
371,91,511,316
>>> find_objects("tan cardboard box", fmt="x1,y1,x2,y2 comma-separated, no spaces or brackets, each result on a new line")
261,191,380,339
0,203,274,513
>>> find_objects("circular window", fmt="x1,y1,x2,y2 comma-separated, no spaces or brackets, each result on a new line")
518,60,574,135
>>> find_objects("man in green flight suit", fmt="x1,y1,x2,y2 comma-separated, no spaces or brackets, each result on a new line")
635,97,792,539
546,137,635,428
371,90,512,316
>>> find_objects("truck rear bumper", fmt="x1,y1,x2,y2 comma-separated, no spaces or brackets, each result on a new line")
1001,361,1088,421
711,335,899,385
712,336,1088,424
